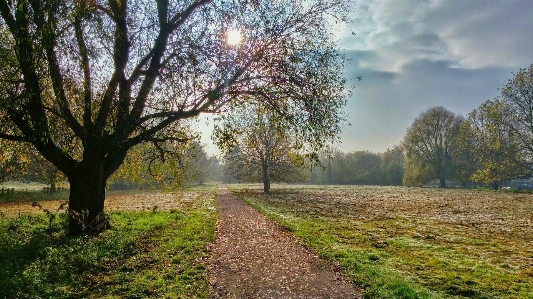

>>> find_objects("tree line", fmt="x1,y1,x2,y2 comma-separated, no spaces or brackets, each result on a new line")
0,139,221,191
221,64,533,190
307,148,404,186
403,64,533,189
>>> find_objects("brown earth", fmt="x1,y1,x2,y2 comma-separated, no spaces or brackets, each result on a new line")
208,185,359,299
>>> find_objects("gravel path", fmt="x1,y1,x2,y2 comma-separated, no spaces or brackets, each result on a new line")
208,185,359,298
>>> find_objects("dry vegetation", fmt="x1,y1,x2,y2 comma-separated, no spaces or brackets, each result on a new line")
234,184,533,298
0,190,212,217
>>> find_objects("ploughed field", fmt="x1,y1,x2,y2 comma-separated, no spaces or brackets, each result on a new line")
234,184,533,299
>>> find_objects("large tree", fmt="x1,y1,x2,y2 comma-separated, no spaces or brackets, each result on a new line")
380,146,405,186
453,121,478,186
217,105,307,193
402,106,463,188
467,100,524,189
0,0,348,233
501,64,533,168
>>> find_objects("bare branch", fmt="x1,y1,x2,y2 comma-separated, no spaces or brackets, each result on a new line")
74,11,93,130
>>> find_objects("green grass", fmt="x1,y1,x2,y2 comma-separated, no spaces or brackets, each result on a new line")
0,192,217,299
233,185,533,299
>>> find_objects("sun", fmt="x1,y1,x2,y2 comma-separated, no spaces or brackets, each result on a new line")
226,29,242,46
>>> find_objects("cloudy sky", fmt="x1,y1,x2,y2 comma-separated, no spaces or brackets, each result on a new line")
337,0,533,153
202,0,533,156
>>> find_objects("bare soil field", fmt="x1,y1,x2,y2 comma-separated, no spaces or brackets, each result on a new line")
234,184,533,298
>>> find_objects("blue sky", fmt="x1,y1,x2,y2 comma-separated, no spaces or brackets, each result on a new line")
201,0,533,156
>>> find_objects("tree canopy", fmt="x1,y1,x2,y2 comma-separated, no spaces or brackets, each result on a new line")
501,64,533,169
216,104,307,193
110,139,215,189
402,106,463,187
0,0,350,234
466,100,523,189
0,139,29,183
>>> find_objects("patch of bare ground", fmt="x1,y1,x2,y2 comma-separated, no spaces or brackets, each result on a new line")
208,186,360,298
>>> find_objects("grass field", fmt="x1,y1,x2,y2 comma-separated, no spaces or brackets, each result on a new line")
0,185,217,299
232,184,533,299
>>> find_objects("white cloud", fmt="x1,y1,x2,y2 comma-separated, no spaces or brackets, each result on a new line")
348,0,533,72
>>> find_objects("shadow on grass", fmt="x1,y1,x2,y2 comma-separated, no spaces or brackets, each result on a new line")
1,205,216,299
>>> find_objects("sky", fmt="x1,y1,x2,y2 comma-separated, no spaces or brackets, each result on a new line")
201,0,533,156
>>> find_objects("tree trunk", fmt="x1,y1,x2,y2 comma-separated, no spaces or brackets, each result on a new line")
67,160,109,235
50,181,56,193
327,159,333,185
262,160,270,193
439,177,446,188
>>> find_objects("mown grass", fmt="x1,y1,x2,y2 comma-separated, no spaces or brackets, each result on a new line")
0,189,217,299
232,184,533,299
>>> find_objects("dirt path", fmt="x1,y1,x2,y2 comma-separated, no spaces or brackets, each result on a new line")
208,185,359,298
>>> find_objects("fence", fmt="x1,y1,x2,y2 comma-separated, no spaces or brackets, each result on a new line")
0,187,69,197
0,188,15,197
42,187,68,193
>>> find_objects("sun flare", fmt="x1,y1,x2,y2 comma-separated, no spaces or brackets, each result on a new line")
226,30,242,46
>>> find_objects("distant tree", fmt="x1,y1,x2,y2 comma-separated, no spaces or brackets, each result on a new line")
187,141,217,185
329,149,351,184
327,158,333,185
453,122,478,186
23,149,66,191
380,146,405,186
402,106,463,187
0,138,65,189
0,0,349,234
306,148,331,185
207,156,223,184
348,151,382,184
311,149,395,185
501,64,533,168
402,155,433,187
217,106,306,193
467,100,524,189
0,139,29,183
110,138,212,190
306,148,404,186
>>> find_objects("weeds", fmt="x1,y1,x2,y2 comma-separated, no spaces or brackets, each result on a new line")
69,209,111,234
31,200,68,232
